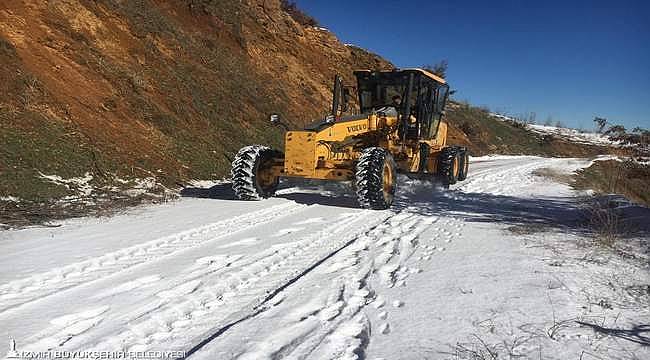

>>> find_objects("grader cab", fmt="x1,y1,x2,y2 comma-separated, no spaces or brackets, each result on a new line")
231,69,469,209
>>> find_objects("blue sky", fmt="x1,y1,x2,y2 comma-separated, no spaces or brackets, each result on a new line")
296,0,649,130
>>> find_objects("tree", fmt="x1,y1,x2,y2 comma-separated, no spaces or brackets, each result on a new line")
594,117,608,133
544,116,553,126
280,1,319,27
423,60,448,78
604,124,626,136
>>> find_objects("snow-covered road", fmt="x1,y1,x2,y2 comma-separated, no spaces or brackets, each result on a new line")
1,156,648,360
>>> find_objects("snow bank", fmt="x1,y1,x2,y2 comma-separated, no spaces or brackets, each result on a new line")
488,113,621,147
527,124,620,146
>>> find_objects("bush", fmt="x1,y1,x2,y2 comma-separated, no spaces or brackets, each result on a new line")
602,124,649,155
459,121,475,136
422,60,448,78
280,1,319,27
583,197,623,246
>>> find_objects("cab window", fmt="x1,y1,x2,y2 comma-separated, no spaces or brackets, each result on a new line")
427,84,449,138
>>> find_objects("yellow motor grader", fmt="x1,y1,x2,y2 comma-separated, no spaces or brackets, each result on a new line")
231,68,468,209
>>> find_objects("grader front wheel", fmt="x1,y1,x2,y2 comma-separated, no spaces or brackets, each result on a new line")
231,145,281,200
355,147,397,210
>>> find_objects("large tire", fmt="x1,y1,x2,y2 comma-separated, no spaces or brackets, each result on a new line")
231,145,281,200
355,147,397,210
439,147,460,185
457,147,469,181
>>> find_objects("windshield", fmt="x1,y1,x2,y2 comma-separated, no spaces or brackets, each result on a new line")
356,73,411,113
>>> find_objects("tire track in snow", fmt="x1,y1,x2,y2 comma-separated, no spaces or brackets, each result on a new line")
204,209,463,360
455,157,557,195
64,210,393,357
300,213,466,360
0,202,305,314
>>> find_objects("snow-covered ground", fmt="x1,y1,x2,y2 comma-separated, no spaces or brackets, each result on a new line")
1,156,648,360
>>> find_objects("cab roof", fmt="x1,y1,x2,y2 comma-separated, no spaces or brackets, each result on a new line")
354,68,447,85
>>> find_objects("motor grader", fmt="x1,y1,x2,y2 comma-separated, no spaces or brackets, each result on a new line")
231,68,469,209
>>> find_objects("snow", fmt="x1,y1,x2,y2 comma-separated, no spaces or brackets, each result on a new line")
186,179,225,188
488,113,621,147
38,172,95,196
1,156,648,360
527,124,621,146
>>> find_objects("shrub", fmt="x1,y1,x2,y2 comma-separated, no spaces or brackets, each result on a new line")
459,121,475,136
583,196,622,247
280,1,319,27
422,60,448,78
604,124,626,137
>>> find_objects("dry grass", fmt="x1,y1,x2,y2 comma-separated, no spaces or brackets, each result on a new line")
507,223,551,235
573,159,650,207
572,159,650,247
532,167,573,184
0,186,177,230
582,197,624,247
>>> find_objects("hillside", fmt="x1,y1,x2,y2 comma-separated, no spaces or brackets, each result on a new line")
0,0,615,226
0,0,391,202
445,102,609,158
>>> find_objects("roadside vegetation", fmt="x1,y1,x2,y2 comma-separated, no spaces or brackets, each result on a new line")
446,101,608,157
573,118,650,225
574,160,650,207
280,0,319,27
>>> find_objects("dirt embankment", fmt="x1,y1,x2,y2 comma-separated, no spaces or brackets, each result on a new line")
0,0,392,202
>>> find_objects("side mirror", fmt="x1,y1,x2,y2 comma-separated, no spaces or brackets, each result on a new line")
269,113,289,131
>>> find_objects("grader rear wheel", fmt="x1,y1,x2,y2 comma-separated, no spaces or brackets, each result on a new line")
458,148,469,181
439,147,460,186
